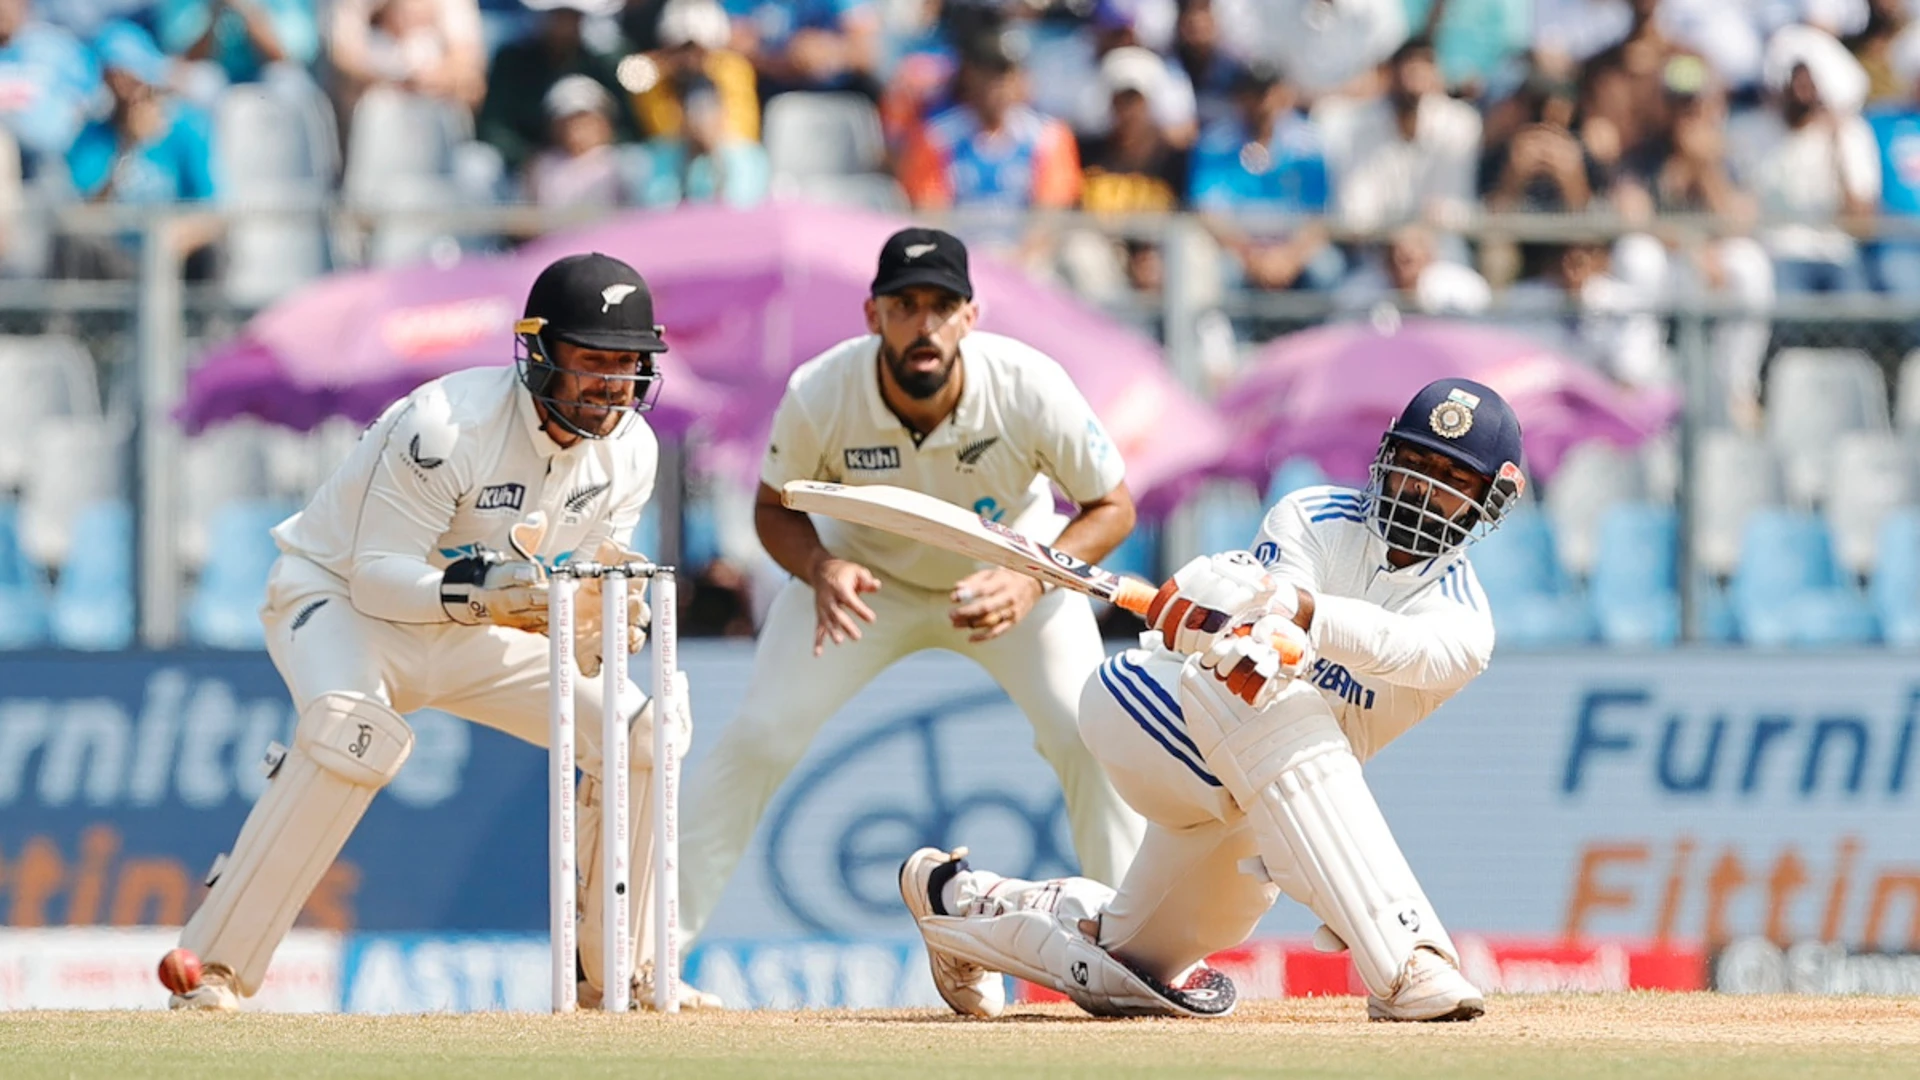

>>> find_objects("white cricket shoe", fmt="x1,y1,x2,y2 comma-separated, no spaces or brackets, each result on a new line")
168,964,240,1012
899,846,1005,1019
1367,947,1485,1022
577,968,724,1011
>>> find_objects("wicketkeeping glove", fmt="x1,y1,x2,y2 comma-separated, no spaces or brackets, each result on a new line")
440,550,548,630
574,540,653,678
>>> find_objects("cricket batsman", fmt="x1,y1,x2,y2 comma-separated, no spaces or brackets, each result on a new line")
678,227,1147,944
899,378,1525,1022
166,253,715,1011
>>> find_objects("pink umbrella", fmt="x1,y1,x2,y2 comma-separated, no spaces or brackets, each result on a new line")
184,203,1228,513
1212,317,1681,487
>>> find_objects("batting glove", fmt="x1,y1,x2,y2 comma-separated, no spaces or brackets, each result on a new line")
1195,611,1315,709
1147,551,1282,654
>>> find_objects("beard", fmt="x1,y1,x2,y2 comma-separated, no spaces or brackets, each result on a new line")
883,338,958,400
1380,498,1431,555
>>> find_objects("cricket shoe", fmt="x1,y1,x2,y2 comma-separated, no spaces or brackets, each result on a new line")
168,963,240,1012
899,846,1005,1018
1366,947,1485,1022
577,968,724,1011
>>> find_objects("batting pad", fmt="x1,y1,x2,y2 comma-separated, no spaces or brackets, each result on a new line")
181,693,413,995
1177,670,1457,999
916,879,1235,1019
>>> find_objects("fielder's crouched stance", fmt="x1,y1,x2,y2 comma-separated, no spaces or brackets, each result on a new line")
169,253,711,1012
902,378,1525,1022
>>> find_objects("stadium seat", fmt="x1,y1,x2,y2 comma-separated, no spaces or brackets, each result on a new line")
180,421,275,573
1872,509,1920,646
1730,510,1878,646
1192,482,1268,556
1266,456,1331,504
216,84,332,306
49,500,134,650
683,492,722,572
1469,506,1592,647
345,87,473,266
0,500,50,649
1763,348,1890,507
1546,440,1648,579
1898,350,1920,433
1694,430,1784,579
763,92,887,180
186,501,293,649
21,415,131,571
1824,432,1917,580
1587,503,1680,647
0,335,102,495
777,172,910,213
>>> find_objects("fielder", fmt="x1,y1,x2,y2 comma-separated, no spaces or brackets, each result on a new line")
900,378,1525,1022
168,253,714,1011
678,227,1147,943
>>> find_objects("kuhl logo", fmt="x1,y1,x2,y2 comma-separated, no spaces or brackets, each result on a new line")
475,483,526,512
844,446,901,471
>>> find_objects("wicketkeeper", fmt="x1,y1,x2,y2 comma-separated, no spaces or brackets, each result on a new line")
167,253,714,1011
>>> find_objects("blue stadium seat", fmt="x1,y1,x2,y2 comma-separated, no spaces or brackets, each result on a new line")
1871,508,1920,646
631,501,662,559
1470,507,1592,647
1266,457,1332,504
1102,520,1160,584
683,494,722,571
185,501,295,649
1588,503,1681,646
49,500,134,650
1731,510,1878,646
0,500,50,648
1194,484,1267,557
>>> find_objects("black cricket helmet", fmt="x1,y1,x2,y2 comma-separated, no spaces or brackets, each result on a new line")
515,252,667,439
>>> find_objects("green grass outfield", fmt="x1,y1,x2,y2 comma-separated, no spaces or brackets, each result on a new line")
5,995,1919,1079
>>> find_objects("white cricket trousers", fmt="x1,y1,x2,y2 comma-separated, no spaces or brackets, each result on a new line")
1069,647,1418,982
677,572,1148,943
261,557,650,780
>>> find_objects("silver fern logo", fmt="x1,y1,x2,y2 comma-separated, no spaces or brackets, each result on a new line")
956,436,999,467
564,481,610,515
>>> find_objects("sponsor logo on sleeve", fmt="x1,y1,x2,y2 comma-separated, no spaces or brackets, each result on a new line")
844,446,902,471
475,483,526,512
405,434,445,471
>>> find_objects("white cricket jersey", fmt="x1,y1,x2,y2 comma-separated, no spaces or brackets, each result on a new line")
760,331,1125,591
1249,484,1495,739
273,366,659,623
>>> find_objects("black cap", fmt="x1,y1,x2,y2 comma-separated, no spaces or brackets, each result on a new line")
523,252,667,354
870,227,973,300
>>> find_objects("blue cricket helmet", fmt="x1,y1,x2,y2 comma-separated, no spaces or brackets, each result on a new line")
1367,377,1527,560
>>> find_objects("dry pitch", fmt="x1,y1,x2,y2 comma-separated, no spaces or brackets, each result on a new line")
4,995,1918,1079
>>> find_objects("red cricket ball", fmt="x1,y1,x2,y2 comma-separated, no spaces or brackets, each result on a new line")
157,948,203,995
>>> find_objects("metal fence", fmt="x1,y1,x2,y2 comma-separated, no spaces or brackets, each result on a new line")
9,203,1918,646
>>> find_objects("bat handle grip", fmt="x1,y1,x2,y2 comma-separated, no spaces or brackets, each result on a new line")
1112,578,1306,667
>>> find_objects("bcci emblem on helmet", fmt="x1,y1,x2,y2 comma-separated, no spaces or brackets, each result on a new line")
1428,387,1480,440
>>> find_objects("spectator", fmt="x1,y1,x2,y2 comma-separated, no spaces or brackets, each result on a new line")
1849,0,1914,104
61,19,219,279
1400,0,1527,96
1062,44,1191,298
1613,63,1774,425
0,0,98,176
630,0,757,144
1248,0,1407,99
1533,0,1764,95
1072,3,1198,146
1315,35,1479,233
1334,223,1492,314
724,0,881,101
896,31,1081,212
1480,67,1607,212
1171,0,1247,134
1728,26,1878,293
521,73,624,207
1189,62,1341,291
328,0,487,118
477,0,634,175
1505,236,1671,389
1869,41,1920,294
157,0,321,87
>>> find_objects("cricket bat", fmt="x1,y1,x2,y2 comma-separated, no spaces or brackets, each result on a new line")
781,480,1161,614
